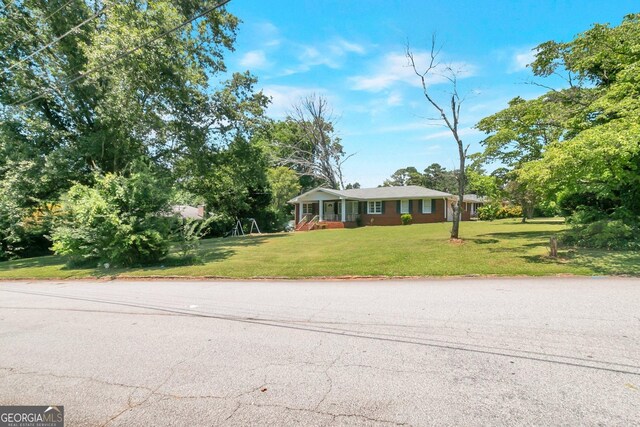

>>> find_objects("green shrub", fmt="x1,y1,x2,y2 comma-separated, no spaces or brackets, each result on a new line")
401,213,413,225
496,205,523,219
534,200,560,217
477,204,500,221
172,217,215,261
560,217,640,250
51,167,171,267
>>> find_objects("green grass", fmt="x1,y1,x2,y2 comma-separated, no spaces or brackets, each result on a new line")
1,218,639,279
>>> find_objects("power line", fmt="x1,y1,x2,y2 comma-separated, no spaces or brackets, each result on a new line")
2,0,89,63
0,0,16,13
4,3,110,73
9,0,232,108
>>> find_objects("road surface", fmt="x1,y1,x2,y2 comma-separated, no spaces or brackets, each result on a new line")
1,278,639,426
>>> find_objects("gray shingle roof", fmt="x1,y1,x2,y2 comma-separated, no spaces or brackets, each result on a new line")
463,194,489,203
340,185,452,200
170,205,203,219
289,185,452,203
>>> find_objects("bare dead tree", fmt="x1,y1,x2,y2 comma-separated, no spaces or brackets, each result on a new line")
407,35,469,240
277,94,353,189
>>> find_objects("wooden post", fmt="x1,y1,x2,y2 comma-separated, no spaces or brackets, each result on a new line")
550,236,558,258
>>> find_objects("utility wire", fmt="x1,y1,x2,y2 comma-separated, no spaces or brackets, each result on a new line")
10,0,231,108
5,3,110,73
2,0,81,58
0,0,16,12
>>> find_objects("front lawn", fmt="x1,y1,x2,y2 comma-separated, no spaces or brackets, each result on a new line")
1,219,639,279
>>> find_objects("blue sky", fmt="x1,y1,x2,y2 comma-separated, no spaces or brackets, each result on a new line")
223,0,637,188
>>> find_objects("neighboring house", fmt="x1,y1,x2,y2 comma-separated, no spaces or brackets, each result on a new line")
170,205,205,220
462,194,489,218
288,186,485,229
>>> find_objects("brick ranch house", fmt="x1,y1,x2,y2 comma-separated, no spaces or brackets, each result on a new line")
288,186,486,230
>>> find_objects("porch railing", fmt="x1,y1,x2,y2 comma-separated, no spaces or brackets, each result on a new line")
345,214,360,222
320,213,361,222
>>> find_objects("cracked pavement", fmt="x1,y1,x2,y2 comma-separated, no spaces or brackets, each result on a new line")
0,277,639,426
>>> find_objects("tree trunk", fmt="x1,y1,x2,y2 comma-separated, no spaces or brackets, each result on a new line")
451,140,465,239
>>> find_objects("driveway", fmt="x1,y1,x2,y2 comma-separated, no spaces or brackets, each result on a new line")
0,278,638,426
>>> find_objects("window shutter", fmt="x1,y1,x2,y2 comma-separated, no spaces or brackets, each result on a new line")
409,200,413,212
396,200,401,213
361,202,366,214
431,199,436,213
381,201,385,214
419,199,423,213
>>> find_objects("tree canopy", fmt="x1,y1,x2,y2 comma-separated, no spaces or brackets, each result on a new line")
0,0,273,259
476,13,640,243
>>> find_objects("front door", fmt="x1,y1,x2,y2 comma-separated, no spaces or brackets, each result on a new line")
324,201,337,221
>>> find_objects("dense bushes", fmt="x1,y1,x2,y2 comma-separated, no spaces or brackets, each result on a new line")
477,204,523,221
561,217,640,250
51,167,172,266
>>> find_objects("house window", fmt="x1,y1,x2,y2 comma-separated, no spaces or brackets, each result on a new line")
422,199,433,214
367,201,382,214
302,203,313,215
400,199,410,214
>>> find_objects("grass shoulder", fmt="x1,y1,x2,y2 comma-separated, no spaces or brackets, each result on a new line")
1,219,639,279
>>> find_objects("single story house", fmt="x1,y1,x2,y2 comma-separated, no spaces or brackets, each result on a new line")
170,205,205,220
288,186,486,229
462,194,489,217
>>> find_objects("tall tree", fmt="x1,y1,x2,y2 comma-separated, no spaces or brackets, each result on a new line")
382,167,423,186
407,36,469,239
0,0,270,256
507,14,640,223
278,94,352,190
422,163,458,193
475,96,567,220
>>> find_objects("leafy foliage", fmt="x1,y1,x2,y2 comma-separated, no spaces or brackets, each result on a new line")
400,214,413,225
477,13,640,236
381,163,460,193
477,204,523,221
51,165,171,266
561,218,640,250
172,217,215,261
267,166,300,229
1,1,272,257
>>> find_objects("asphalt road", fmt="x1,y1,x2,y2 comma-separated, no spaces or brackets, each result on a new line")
0,278,639,426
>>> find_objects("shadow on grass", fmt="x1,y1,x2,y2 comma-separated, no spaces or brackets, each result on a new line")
523,219,566,225
479,231,560,240
0,234,289,277
568,250,640,276
135,234,289,273
468,238,499,245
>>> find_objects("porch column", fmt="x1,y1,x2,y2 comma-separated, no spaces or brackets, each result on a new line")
341,197,347,222
298,202,304,223
319,201,324,221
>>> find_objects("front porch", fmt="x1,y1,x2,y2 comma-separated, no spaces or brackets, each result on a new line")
295,199,361,230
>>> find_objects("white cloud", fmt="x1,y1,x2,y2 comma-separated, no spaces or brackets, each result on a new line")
254,22,282,47
376,121,438,133
239,50,269,69
417,127,483,142
261,85,329,118
509,47,537,73
278,38,367,76
386,91,403,106
333,38,366,55
350,51,476,92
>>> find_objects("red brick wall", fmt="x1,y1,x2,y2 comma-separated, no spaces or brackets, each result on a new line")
360,199,447,226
